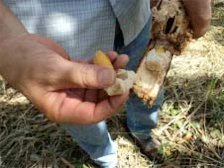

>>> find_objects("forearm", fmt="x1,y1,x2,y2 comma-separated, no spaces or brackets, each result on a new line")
0,1,28,43
0,1,29,79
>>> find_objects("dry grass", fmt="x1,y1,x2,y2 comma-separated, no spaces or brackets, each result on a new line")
0,3,224,168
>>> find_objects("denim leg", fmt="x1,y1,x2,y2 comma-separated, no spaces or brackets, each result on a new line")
115,18,164,140
126,90,164,140
62,122,117,168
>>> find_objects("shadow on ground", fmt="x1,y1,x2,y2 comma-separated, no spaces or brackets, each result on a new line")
0,74,224,168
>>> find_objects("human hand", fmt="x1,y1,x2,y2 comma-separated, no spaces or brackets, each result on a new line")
0,34,129,124
150,0,212,38
182,0,212,38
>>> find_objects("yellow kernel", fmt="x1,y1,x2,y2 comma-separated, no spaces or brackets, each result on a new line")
155,46,165,54
94,50,113,68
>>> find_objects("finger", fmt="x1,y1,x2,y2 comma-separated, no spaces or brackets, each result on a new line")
84,89,98,102
56,91,129,124
112,54,129,69
183,0,212,38
106,51,118,64
68,88,86,101
32,88,88,123
98,89,108,101
107,51,129,69
93,91,129,123
57,60,116,89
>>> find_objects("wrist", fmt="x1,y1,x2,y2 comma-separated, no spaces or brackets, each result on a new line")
0,33,30,81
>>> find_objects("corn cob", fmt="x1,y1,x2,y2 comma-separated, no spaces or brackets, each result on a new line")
133,0,193,106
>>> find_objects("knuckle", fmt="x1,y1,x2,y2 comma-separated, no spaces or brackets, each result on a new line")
46,110,59,123
44,104,62,123
197,7,212,23
200,13,211,23
89,114,99,124
80,65,97,87
193,12,211,38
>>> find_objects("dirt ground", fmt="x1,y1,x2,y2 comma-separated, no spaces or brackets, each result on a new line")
0,2,224,168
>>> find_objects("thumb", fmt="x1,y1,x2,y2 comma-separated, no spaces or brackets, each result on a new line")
58,60,116,89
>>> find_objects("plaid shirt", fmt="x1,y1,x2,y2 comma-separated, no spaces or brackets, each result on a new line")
3,0,150,60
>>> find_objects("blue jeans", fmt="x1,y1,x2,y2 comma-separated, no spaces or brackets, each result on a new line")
62,20,164,168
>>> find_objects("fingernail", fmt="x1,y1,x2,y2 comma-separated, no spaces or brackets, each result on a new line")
98,68,115,87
